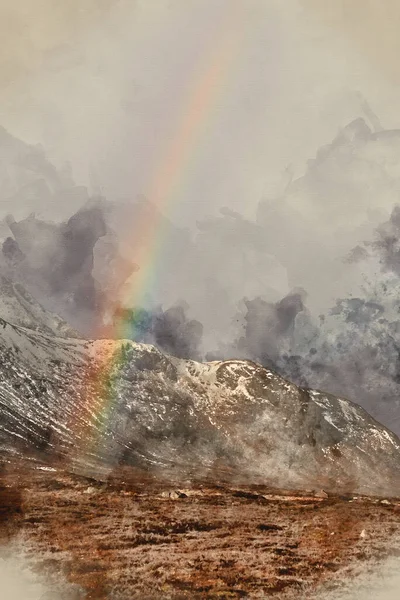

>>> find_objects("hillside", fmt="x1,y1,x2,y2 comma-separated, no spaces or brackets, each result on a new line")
0,311,399,497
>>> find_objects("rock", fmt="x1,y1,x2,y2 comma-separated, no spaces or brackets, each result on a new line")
314,489,329,499
169,491,188,500
161,490,189,500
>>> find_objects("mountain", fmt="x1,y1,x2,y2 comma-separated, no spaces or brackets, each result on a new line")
0,275,79,337
0,304,400,498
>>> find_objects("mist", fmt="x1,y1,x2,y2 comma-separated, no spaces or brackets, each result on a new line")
317,553,400,600
0,545,80,599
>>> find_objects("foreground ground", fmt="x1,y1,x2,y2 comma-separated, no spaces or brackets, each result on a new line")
1,463,400,599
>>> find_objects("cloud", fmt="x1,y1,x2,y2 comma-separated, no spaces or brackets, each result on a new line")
3,0,400,225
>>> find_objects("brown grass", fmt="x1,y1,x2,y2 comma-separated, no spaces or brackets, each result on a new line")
1,462,400,599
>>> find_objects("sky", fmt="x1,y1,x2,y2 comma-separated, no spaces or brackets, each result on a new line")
1,1,400,225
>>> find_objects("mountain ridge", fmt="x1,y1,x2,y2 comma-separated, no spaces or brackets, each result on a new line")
0,307,400,498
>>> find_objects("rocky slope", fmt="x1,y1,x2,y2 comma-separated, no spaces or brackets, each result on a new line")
0,306,400,498
0,275,79,337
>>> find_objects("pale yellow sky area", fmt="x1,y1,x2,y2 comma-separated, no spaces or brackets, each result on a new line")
302,0,400,84
0,1,120,86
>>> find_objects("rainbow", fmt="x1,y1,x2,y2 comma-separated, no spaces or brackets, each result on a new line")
74,3,250,463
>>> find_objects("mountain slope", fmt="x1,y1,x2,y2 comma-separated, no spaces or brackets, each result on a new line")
0,314,399,497
0,275,80,338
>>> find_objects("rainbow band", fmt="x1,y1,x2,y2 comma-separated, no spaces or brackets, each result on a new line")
76,3,249,464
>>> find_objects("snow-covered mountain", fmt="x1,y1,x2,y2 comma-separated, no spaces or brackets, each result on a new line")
0,275,79,338
0,302,400,498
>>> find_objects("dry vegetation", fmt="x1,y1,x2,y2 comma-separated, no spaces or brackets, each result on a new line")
1,462,400,599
